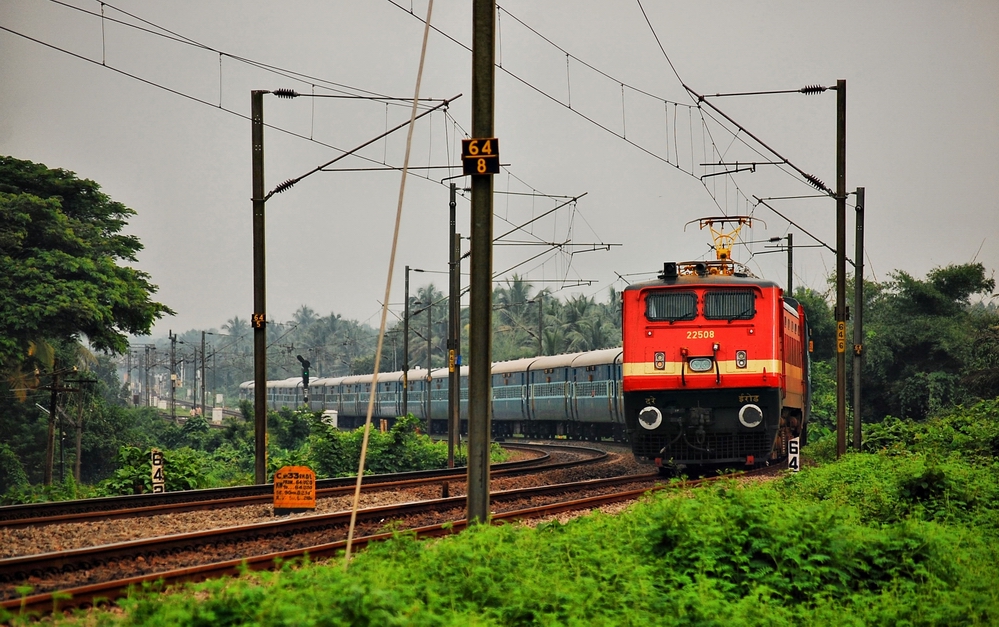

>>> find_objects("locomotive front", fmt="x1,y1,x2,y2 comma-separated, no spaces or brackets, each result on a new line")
622,261,788,469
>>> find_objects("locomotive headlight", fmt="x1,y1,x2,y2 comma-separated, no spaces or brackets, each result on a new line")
688,357,713,372
735,350,748,369
739,404,763,428
638,406,663,430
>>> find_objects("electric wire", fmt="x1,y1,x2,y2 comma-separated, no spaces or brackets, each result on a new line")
0,25,451,187
47,0,429,107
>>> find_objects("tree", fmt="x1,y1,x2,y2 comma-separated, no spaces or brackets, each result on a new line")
862,263,996,420
0,156,173,368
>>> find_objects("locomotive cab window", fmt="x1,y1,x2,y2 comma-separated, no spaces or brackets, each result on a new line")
645,291,697,322
704,290,756,321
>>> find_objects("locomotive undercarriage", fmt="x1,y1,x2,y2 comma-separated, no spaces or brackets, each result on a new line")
625,388,802,469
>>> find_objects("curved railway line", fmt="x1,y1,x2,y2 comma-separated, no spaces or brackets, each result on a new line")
0,443,592,527
0,443,778,618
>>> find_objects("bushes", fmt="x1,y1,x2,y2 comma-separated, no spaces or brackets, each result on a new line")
863,398,999,460
55,462,999,626
0,442,27,495
306,413,494,478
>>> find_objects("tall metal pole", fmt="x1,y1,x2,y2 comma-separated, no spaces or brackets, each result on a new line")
192,347,198,413
467,0,496,524
44,369,58,485
852,187,865,451
835,79,847,459
201,330,207,418
786,233,794,295
537,294,544,356
73,391,84,483
403,265,411,416
144,345,151,407
426,301,432,432
448,184,460,468
169,331,176,422
251,89,268,484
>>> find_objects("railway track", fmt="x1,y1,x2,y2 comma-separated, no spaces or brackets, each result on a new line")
0,443,601,527
0,464,776,618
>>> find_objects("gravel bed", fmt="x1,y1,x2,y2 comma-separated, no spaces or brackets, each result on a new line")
1,445,785,603
1,445,656,601
0,442,646,560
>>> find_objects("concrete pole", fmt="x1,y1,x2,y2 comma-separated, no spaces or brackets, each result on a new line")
835,79,847,458
448,184,459,469
251,89,268,484
467,0,496,524
404,265,411,416
853,187,865,451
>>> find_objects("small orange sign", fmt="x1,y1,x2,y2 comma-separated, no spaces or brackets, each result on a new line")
273,465,316,513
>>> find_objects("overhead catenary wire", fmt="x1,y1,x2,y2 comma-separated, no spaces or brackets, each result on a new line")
0,24,455,189
2,12,601,290
48,0,429,107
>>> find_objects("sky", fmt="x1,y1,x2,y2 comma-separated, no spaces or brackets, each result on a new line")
1,1,997,341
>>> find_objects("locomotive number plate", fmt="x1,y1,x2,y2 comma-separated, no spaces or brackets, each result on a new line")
686,330,716,339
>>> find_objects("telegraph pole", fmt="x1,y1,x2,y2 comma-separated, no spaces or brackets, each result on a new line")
835,79,847,458
251,89,268,484
467,0,496,524
853,187,865,451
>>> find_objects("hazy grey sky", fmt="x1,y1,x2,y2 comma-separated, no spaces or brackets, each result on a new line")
2,1,997,339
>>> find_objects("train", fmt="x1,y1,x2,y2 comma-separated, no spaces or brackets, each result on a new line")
239,347,628,441
241,218,810,471
621,216,810,470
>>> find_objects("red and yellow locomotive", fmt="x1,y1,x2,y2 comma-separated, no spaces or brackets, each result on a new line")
622,218,809,470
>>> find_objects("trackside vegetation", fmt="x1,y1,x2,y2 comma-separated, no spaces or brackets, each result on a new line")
10,400,997,626
0,411,501,504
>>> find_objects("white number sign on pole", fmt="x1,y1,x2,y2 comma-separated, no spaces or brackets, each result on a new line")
151,448,166,493
788,437,801,472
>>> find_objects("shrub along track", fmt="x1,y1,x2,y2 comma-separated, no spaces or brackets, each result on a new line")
2,444,775,617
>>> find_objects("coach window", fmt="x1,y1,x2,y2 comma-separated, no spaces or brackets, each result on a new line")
704,290,756,321
645,291,697,322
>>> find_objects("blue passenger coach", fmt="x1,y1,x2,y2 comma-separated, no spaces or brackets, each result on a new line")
240,347,625,440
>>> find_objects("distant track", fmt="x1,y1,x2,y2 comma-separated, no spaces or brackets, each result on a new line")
0,443,601,527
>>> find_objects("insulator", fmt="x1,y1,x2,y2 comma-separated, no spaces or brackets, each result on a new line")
803,173,829,192
273,88,300,99
800,84,827,95
273,178,298,194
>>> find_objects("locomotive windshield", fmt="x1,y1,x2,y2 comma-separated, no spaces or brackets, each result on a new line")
704,290,756,320
645,291,697,322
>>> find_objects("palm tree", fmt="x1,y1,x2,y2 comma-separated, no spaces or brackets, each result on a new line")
293,305,319,330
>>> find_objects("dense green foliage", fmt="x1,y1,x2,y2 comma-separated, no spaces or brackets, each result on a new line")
0,156,170,491
793,264,998,439
0,406,495,503
856,263,997,420
0,156,172,366
24,399,999,626
308,413,503,478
